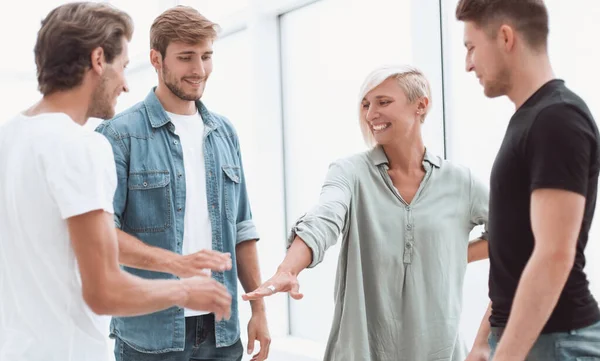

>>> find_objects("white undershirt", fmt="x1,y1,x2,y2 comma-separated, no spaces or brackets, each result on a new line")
167,111,213,318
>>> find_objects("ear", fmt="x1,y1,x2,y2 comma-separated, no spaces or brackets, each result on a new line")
150,49,162,72
90,47,105,76
416,96,429,114
498,24,515,52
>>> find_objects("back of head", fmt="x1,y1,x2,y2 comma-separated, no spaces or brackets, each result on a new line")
150,6,219,58
35,2,133,96
455,0,549,51
358,65,432,147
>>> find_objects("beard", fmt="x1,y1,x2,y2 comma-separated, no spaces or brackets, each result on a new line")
483,65,512,98
88,74,116,120
162,63,205,102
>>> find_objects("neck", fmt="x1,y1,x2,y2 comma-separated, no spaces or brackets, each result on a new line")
24,89,91,125
382,134,426,172
155,83,197,115
507,52,555,110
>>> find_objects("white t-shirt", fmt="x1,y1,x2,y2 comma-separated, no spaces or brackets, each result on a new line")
167,111,213,318
0,113,116,361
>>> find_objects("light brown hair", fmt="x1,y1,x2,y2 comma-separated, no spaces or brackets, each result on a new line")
150,6,219,58
455,0,549,50
35,2,133,95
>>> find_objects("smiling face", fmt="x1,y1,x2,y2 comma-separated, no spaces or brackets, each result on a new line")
154,40,213,101
463,21,511,98
360,77,427,147
88,37,130,119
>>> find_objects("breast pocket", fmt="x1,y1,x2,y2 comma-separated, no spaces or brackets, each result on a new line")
222,165,240,224
124,171,172,233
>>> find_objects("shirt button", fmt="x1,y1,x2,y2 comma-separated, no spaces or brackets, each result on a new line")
174,140,179,145
405,206,410,211
178,207,182,212
407,224,412,230
178,173,182,178
143,182,148,187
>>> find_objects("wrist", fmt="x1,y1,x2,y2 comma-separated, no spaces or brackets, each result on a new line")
176,279,190,307
250,299,266,315
276,265,298,277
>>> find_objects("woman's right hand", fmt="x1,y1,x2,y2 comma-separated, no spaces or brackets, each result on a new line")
242,269,304,301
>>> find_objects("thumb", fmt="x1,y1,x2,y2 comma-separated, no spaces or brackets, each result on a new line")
290,281,304,300
247,331,256,354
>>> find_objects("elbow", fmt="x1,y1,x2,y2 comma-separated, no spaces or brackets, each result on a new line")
82,282,119,316
83,288,114,315
534,246,576,273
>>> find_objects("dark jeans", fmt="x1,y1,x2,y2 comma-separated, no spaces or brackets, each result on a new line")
114,314,243,361
489,320,600,360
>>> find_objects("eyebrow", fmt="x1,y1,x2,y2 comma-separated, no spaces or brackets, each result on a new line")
176,50,214,55
363,95,391,102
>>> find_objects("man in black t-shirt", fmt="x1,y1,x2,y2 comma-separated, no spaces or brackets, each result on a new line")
456,1,600,360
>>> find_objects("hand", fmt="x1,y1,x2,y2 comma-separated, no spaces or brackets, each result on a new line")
247,312,271,361
465,343,490,361
242,269,303,301
180,276,232,321
168,249,232,278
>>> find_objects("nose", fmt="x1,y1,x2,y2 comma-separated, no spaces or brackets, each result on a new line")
365,106,379,123
465,54,475,73
193,58,207,78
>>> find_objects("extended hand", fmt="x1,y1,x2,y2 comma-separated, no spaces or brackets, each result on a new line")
242,270,303,301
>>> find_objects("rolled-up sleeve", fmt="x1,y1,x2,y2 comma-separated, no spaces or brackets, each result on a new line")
287,161,353,268
234,139,260,244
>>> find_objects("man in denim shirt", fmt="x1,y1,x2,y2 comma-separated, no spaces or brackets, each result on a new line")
96,6,270,361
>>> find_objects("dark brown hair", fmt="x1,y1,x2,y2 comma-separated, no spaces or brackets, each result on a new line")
34,2,133,95
456,0,549,50
150,6,219,58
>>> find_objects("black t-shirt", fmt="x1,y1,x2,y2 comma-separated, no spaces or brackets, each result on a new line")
488,79,600,333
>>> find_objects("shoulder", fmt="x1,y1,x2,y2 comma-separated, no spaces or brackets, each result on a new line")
96,101,149,139
209,110,239,138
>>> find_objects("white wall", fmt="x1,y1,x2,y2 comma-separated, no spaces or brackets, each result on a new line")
2,0,599,360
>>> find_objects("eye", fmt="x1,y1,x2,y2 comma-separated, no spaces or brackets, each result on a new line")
379,100,391,106
202,55,212,61
361,103,369,109
178,57,191,61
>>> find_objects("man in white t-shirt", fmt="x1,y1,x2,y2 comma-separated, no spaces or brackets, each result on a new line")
0,3,233,361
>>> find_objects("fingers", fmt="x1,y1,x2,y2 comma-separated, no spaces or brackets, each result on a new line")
194,250,232,272
200,279,231,321
242,285,274,301
252,336,271,361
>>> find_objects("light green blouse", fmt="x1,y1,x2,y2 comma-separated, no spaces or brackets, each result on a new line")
289,146,489,361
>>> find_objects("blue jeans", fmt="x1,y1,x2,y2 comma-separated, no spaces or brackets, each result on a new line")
114,314,243,361
489,320,600,360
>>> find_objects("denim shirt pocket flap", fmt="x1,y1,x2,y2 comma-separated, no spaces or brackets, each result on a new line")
128,171,171,190
222,166,240,184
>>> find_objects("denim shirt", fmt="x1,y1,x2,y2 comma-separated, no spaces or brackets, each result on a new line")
95,89,259,352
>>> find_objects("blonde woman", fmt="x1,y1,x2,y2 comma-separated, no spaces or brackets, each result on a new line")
244,65,489,361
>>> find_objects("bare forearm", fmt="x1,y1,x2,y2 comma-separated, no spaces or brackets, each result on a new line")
236,240,264,313
492,251,574,360
467,238,488,263
116,229,178,274
278,236,313,276
87,270,187,317
473,302,492,348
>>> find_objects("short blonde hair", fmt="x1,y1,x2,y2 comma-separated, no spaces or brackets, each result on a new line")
358,65,432,148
